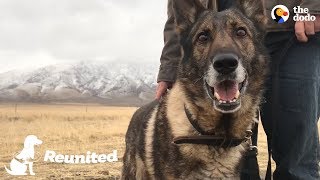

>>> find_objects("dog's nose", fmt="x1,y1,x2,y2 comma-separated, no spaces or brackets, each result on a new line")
213,54,239,74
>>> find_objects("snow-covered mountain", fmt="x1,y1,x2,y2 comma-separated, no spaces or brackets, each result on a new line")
0,61,158,105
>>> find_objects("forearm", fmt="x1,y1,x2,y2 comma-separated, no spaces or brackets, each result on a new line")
157,0,181,83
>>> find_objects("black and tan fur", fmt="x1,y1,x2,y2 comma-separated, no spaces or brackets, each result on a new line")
122,0,268,179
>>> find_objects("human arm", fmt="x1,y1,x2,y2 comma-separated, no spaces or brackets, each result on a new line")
155,0,181,99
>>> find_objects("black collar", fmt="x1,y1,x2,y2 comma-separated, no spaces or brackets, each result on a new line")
184,105,210,135
172,105,251,148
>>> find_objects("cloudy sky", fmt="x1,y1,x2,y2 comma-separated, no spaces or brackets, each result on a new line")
0,0,167,73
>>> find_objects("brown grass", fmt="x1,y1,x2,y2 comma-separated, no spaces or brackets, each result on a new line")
0,103,318,179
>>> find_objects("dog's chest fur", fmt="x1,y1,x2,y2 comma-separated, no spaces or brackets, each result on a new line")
142,85,249,179
180,145,246,179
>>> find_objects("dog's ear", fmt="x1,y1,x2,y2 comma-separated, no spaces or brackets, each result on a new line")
24,135,35,149
24,136,31,148
236,0,267,28
172,0,206,34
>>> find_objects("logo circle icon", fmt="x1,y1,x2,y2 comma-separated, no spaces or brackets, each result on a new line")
271,5,290,24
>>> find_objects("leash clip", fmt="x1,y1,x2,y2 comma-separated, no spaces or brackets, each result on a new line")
249,145,258,155
245,130,253,140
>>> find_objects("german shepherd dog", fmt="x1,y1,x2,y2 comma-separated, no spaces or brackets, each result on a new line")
122,0,268,179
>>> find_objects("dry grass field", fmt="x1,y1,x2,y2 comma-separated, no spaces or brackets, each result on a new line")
0,103,318,179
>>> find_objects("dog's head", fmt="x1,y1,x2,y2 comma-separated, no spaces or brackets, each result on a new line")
174,0,268,114
24,135,42,148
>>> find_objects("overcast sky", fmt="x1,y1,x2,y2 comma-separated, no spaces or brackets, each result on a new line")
0,0,167,73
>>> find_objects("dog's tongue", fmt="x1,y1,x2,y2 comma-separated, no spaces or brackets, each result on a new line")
215,80,238,101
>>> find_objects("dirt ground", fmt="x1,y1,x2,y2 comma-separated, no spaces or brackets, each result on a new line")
0,103,318,179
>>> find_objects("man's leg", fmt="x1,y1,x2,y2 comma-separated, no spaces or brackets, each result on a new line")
261,32,320,180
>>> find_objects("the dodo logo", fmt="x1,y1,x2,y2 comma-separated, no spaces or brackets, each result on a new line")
271,5,290,24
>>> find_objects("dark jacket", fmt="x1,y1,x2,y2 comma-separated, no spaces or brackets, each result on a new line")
157,0,320,83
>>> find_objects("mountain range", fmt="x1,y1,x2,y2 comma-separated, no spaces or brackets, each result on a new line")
0,61,158,106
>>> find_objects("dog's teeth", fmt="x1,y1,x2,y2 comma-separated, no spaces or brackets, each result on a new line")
222,101,226,103
219,100,223,103
214,92,221,100
235,90,240,99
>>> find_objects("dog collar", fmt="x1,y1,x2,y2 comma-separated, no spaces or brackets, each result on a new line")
172,106,252,148
14,157,26,164
173,135,249,148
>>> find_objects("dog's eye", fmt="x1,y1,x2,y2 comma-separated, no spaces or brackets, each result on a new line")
197,31,210,42
236,28,247,37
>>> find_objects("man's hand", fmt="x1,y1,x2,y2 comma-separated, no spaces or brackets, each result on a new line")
295,15,320,42
155,81,173,100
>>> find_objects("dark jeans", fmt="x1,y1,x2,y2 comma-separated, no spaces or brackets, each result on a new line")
261,32,320,180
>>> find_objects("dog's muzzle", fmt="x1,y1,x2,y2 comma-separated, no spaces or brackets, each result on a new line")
205,53,248,113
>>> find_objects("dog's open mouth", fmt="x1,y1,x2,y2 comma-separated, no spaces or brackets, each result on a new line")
205,77,247,113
